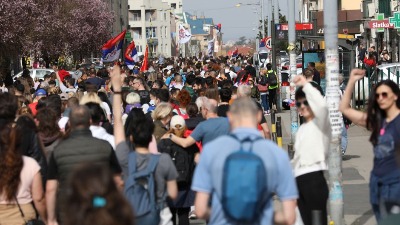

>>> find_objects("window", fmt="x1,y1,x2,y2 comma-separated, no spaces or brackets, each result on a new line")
132,28,142,39
171,3,176,9
164,12,167,21
136,45,142,53
379,0,391,18
146,27,157,38
164,26,167,38
132,13,140,21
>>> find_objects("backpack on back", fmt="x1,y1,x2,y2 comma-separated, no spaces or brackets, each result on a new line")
267,71,277,86
158,140,192,185
124,152,160,225
221,135,269,223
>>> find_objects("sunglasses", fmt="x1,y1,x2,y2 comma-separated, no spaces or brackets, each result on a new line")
296,100,309,108
375,92,388,99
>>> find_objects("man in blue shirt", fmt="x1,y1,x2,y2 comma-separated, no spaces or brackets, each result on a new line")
191,97,298,225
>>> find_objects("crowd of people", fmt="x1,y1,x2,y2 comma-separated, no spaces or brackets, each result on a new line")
0,53,399,225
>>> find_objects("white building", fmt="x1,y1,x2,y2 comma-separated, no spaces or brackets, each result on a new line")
128,0,172,57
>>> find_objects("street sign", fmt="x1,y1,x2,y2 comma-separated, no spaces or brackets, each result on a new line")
125,32,132,39
266,37,272,50
389,12,400,29
376,13,385,32
368,19,394,29
275,23,313,31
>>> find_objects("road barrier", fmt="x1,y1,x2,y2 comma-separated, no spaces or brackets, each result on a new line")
271,110,277,143
276,116,282,148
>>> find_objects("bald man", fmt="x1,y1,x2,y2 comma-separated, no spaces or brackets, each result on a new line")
164,97,230,147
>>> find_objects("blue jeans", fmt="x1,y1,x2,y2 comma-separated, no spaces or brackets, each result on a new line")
341,122,348,154
370,170,400,221
260,93,269,112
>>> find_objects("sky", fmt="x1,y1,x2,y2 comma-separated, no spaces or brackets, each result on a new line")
183,0,297,42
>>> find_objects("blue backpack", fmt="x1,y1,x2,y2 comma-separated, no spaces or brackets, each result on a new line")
124,152,160,225
221,135,269,223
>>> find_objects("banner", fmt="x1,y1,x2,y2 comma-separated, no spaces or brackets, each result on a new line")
124,41,139,70
101,30,126,62
140,45,149,72
179,24,192,44
207,39,215,57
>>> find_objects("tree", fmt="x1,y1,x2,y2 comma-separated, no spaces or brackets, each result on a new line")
257,12,288,39
235,36,247,46
0,0,114,79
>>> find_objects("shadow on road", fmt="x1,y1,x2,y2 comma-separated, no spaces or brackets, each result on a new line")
350,209,374,225
343,155,361,161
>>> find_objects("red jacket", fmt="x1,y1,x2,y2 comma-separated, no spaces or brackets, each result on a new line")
364,57,376,67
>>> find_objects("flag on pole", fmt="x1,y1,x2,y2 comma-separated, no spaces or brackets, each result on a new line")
140,45,149,72
207,39,215,57
214,23,222,33
124,41,139,70
101,30,126,62
232,47,239,58
259,37,267,48
179,24,192,44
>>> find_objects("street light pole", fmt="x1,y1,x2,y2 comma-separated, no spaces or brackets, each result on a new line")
261,0,265,38
288,0,298,143
324,0,344,224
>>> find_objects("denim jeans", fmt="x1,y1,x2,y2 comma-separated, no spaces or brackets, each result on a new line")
260,93,269,112
341,122,348,154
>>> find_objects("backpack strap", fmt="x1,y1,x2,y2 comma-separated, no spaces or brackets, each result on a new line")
132,154,160,179
128,151,138,174
229,134,263,152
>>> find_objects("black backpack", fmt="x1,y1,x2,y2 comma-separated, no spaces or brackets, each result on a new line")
158,140,192,185
259,75,268,86
267,71,277,86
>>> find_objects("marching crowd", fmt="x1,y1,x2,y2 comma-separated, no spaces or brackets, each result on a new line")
0,54,399,225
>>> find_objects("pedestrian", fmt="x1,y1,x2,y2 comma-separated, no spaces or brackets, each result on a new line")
266,63,278,111
110,64,178,225
46,105,122,225
292,75,331,225
174,89,191,119
86,102,115,149
217,88,232,117
258,68,270,115
152,102,173,142
307,62,321,86
132,77,150,104
62,164,135,225
36,108,62,162
191,97,297,225
340,69,400,221
158,115,199,225
0,93,47,224
163,97,230,147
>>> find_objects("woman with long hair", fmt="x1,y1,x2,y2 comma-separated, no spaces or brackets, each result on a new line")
62,164,134,225
152,102,173,142
36,108,62,162
157,115,199,225
340,69,400,221
0,93,47,224
174,89,192,119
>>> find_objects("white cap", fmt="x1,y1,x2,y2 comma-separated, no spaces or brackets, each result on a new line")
170,115,185,130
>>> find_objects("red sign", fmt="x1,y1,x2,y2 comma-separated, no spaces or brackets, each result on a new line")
368,19,394,29
276,23,313,31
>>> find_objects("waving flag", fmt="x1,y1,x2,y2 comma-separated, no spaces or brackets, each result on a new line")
214,23,222,33
259,37,267,48
125,41,139,70
140,45,149,72
232,47,239,58
179,24,192,44
102,30,126,62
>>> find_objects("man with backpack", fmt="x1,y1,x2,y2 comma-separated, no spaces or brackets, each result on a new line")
266,63,278,111
191,97,298,225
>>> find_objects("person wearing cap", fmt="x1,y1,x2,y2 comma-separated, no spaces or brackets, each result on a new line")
29,89,47,116
158,115,199,225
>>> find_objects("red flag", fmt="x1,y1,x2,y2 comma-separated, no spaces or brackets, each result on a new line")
140,45,149,72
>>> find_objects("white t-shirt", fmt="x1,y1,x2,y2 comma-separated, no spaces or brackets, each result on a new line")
0,156,40,204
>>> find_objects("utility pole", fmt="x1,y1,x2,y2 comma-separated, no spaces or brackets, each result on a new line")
271,0,282,112
261,0,265,38
324,0,344,224
267,0,272,37
288,0,298,143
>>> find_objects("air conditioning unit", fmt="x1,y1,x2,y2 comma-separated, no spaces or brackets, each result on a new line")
391,0,399,11
368,3,376,18
309,2,318,11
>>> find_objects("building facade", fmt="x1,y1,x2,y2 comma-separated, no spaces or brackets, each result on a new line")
108,0,129,36
127,0,172,57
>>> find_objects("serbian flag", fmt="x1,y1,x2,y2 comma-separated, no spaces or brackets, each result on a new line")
140,45,149,72
101,30,126,62
259,37,267,48
125,41,139,70
214,23,222,33
232,47,238,58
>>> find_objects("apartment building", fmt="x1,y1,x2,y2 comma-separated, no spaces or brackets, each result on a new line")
107,0,129,36
127,0,172,57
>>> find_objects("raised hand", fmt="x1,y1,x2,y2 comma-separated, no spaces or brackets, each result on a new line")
349,69,366,82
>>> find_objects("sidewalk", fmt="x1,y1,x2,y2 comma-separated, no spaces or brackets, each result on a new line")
269,110,376,225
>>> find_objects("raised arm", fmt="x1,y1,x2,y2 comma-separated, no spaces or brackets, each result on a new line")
55,72,68,93
339,69,367,127
110,65,126,146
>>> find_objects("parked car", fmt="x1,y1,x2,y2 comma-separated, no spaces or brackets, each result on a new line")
13,69,74,80
354,63,400,102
